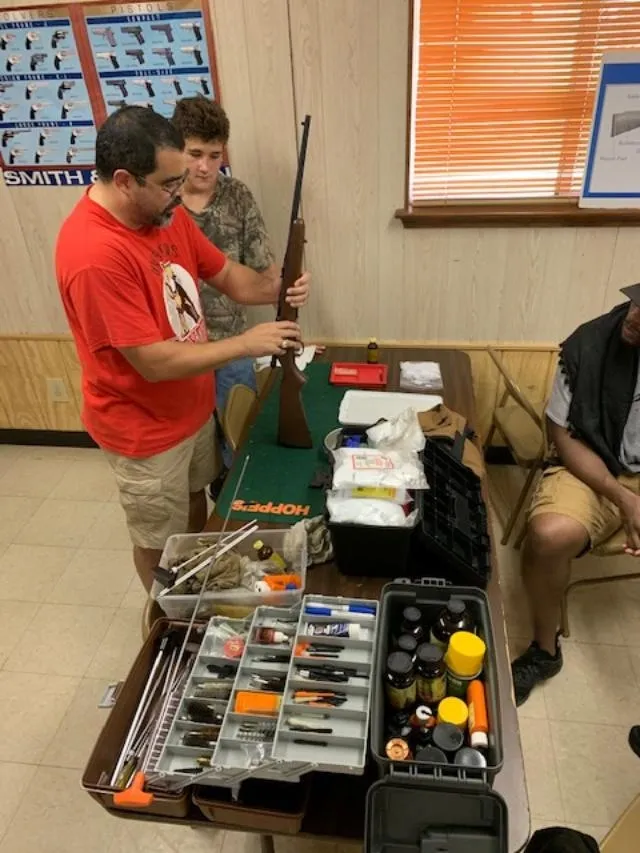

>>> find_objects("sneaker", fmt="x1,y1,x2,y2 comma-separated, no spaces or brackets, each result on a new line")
511,639,563,706
629,726,640,758
207,466,229,502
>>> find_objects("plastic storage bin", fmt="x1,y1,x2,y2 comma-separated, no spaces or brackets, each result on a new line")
412,437,492,587
155,529,308,620
329,490,423,578
365,579,507,852
370,579,503,780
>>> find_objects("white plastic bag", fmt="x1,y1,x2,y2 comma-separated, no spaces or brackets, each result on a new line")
326,491,417,527
399,361,442,391
366,408,425,453
331,447,428,489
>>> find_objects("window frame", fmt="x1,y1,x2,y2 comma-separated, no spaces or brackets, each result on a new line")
397,0,640,228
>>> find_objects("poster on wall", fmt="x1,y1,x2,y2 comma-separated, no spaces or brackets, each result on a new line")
580,51,640,209
0,0,220,187
0,5,97,186
85,1,217,120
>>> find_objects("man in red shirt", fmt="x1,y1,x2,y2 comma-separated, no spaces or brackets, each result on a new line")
56,107,309,592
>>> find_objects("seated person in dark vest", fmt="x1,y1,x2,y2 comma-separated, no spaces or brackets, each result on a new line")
512,284,640,706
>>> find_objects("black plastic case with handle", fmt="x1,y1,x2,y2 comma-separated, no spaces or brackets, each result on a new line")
366,579,507,852
411,437,492,588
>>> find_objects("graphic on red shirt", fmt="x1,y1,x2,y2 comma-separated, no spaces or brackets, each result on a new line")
55,194,227,458
162,262,206,342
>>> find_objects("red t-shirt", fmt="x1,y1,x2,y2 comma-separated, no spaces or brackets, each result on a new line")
56,193,226,457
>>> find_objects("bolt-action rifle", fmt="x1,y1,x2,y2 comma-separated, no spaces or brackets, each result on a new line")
276,114,312,449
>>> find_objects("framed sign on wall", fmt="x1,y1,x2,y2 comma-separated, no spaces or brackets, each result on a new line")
0,0,222,187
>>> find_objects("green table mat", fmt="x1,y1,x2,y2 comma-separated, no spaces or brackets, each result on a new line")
216,362,345,524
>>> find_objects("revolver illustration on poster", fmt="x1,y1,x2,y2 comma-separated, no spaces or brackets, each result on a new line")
51,29,67,49
25,81,49,100
54,50,74,71
7,54,24,72
25,31,39,50
57,80,76,100
61,99,88,120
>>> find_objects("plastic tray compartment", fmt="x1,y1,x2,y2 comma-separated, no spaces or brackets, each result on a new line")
329,489,423,578
370,579,503,782
149,616,250,788
193,776,311,834
154,529,308,620
412,437,491,588
200,605,303,787
272,594,379,776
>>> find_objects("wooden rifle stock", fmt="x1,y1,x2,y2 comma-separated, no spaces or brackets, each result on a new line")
276,114,312,449
277,219,312,448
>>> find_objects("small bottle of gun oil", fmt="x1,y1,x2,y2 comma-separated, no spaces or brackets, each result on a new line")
253,539,286,570
400,606,424,643
367,338,379,364
385,651,416,710
430,597,475,649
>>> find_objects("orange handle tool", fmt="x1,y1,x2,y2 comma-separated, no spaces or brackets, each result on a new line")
113,772,154,809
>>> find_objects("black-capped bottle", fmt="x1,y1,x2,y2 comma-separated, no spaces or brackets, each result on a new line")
429,597,475,650
395,633,418,661
415,643,447,704
400,605,424,643
384,651,416,710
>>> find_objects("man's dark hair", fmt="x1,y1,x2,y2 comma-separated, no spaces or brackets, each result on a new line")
171,97,230,144
95,106,185,181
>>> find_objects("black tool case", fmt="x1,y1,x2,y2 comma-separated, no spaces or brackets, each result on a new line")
411,437,492,587
367,579,507,852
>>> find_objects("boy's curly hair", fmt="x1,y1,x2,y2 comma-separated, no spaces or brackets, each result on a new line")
171,97,230,143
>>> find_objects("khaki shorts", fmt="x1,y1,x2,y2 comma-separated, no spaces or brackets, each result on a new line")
528,465,640,548
104,418,219,550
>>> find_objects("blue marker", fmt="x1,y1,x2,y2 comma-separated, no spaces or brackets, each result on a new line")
305,604,376,618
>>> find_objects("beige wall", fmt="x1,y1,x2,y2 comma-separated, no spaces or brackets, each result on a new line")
0,0,636,430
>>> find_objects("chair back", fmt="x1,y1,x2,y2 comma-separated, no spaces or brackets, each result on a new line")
487,347,544,431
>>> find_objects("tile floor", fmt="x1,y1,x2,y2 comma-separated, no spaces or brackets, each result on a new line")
0,446,636,850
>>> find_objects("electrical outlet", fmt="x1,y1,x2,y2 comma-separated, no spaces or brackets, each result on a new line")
46,377,70,403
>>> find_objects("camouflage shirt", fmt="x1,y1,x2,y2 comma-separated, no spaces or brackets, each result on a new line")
184,174,275,342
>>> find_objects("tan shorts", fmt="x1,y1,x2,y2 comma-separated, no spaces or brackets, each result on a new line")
528,465,640,548
104,418,219,550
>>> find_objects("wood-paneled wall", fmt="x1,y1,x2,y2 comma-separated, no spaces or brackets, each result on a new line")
0,0,637,340
0,0,632,431
0,335,557,443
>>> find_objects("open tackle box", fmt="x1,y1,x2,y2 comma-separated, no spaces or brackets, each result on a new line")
84,581,508,849
83,593,379,819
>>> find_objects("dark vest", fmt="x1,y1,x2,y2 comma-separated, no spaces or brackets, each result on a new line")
560,302,638,477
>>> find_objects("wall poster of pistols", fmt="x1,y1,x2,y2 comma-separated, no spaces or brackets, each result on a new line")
0,0,220,187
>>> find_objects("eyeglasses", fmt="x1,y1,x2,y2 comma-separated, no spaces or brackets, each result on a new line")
132,169,188,197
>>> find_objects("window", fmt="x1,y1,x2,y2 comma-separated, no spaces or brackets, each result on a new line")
402,0,640,224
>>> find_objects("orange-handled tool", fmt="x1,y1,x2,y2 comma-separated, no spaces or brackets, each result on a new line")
113,772,154,809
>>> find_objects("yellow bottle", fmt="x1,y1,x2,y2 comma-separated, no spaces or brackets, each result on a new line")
367,338,379,364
